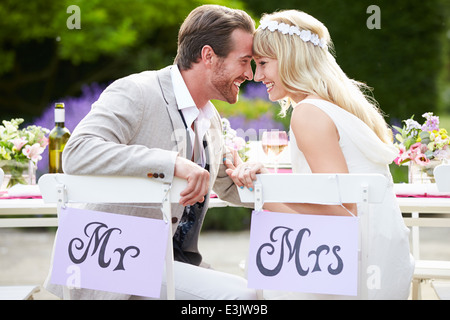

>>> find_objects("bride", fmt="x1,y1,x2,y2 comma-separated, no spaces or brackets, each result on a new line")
226,10,414,299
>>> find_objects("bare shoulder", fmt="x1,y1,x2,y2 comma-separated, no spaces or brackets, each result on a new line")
291,101,336,136
290,100,346,174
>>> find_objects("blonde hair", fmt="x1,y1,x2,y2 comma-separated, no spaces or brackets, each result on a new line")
253,10,393,144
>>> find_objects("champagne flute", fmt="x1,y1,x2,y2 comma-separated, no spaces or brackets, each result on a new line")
261,130,289,173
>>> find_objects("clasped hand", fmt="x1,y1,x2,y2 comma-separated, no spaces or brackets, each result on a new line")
223,147,268,191
174,147,269,207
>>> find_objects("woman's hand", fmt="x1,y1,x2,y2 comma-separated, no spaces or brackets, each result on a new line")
222,146,243,171
225,161,269,191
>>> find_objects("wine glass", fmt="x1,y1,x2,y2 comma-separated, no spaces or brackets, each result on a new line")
261,130,289,173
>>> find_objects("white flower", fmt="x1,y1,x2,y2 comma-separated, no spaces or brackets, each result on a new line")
310,33,319,46
267,21,278,32
300,30,311,42
289,26,299,36
221,118,230,128
278,23,290,34
9,136,28,152
22,143,44,163
434,149,450,160
0,146,11,160
405,119,421,132
258,20,326,50
319,39,327,49
232,136,246,150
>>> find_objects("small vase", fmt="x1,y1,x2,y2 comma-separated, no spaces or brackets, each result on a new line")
408,159,441,184
0,160,36,190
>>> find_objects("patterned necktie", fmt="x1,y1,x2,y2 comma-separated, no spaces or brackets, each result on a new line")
173,110,209,264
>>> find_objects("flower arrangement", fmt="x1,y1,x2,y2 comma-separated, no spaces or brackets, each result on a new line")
222,118,249,162
393,112,450,166
0,118,49,188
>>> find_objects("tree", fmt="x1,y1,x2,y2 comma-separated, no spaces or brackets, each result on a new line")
245,0,449,121
0,0,249,121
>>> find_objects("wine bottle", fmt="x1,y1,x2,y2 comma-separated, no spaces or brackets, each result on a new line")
48,102,71,173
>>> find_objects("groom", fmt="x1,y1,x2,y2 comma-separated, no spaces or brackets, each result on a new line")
44,5,256,299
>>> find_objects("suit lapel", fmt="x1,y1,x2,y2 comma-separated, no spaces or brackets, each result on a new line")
156,66,187,158
156,66,222,185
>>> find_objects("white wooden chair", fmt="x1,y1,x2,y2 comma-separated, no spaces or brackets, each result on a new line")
0,168,42,300
0,286,41,300
238,173,388,299
421,164,450,300
38,173,187,300
434,164,450,193
400,164,450,299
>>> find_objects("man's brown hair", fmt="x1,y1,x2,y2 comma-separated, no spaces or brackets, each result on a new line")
174,5,255,70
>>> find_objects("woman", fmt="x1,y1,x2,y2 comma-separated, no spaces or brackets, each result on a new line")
226,10,414,299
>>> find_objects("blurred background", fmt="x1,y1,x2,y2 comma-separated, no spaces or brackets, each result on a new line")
0,0,449,230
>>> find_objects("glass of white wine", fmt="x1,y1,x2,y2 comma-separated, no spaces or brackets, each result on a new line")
261,130,289,173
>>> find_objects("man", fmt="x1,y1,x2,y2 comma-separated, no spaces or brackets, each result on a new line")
44,5,256,300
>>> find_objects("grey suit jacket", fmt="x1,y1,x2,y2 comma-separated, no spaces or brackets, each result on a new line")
45,66,246,299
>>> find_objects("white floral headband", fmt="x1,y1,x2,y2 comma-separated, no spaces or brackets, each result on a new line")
258,20,327,49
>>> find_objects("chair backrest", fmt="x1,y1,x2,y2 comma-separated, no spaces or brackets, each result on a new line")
39,173,187,205
238,173,388,300
434,164,450,192
38,173,187,300
238,173,387,209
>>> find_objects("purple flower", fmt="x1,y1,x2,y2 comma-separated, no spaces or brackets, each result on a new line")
242,82,270,101
421,112,439,132
227,113,285,141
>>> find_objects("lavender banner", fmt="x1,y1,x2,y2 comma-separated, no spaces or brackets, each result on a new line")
247,210,359,296
51,207,168,298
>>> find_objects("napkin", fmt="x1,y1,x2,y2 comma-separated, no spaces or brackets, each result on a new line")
395,183,450,198
6,184,42,198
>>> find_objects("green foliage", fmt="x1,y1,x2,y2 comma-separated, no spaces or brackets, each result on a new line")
244,0,449,121
0,0,250,121
0,0,243,70
213,96,292,130
202,207,251,231
214,97,275,119
1,0,448,124
390,163,408,183
440,115,450,133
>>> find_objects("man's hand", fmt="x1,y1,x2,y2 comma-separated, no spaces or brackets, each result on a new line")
174,156,210,206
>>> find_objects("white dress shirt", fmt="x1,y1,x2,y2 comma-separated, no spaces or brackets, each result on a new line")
170,65,215,167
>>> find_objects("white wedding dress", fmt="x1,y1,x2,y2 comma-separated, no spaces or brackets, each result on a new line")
263,99,414,300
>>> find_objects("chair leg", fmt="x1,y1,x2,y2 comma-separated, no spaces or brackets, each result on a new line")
412,279,422,300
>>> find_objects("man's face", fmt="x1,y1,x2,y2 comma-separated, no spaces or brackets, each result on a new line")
210,29,253,104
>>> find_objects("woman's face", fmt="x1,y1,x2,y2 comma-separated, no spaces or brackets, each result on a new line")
253,57,288,102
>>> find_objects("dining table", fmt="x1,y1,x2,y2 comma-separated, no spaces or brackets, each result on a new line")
1,182,450,232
